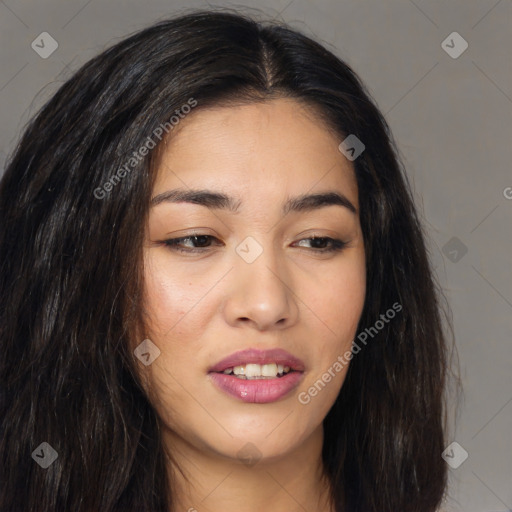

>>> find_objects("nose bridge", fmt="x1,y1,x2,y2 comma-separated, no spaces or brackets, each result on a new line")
225,233,298,329
236,234,283,287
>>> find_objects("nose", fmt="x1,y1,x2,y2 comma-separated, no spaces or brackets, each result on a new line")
223,240,300,331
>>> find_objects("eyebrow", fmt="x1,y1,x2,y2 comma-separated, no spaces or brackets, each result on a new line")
150,189,357,215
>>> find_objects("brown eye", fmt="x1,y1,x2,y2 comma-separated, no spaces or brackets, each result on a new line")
163,235,221,254
293,237,348,253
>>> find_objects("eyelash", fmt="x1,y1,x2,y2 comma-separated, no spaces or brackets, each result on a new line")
162,235,348,254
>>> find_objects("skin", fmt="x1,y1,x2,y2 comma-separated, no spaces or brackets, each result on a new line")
139,98,366,512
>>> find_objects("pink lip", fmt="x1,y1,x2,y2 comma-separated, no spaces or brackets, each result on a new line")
209,372,304,403
208,348,305,404
208,348,305,373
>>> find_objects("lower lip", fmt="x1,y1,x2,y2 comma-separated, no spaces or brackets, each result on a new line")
208,371,304,403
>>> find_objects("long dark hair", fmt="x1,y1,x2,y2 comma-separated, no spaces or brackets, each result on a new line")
0,9,459,512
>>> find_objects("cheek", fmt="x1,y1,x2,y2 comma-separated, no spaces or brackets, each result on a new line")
334,271,366,337
139,256,204,413
140,251,220,389
311,257,366,351
142,253,204,336
298,266,365,417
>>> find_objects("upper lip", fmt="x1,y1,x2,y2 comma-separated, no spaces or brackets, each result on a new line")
209,348,305,373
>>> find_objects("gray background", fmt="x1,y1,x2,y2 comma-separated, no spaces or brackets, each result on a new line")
1,1,511,510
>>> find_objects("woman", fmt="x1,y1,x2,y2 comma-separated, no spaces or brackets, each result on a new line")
0,9,458,512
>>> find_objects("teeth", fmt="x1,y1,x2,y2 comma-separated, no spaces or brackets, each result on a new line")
226,363,292,379
261,363,278,377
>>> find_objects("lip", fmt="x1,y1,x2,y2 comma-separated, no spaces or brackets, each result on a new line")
209,371,304,403
208,348,305,373
208,348,305,404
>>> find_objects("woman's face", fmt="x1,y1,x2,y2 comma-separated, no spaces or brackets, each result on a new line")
141,98,366,464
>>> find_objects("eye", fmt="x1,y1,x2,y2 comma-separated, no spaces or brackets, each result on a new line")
292,236,348,253
162,234,221,254
162,234,348,255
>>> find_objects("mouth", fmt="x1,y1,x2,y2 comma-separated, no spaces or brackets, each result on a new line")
220,363,293,379
208,348,305,403
209,348,305,374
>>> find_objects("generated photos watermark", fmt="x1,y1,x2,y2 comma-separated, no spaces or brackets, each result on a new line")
298,302,402,405
93,97,197,199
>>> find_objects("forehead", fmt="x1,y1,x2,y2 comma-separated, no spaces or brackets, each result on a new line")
153,98,358,210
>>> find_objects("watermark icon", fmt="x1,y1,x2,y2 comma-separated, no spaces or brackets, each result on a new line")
93,97,198,199
503,187,512,200
134,338,161,366
441,32,468,59
338,134,365,161
298,302,402,405
235,236,263,263
31,32,59,59
31,442,58,468
237,442,262,466
442,441,468,469
442,236,468,263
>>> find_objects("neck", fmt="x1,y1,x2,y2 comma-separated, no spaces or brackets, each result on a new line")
162,425,334,512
